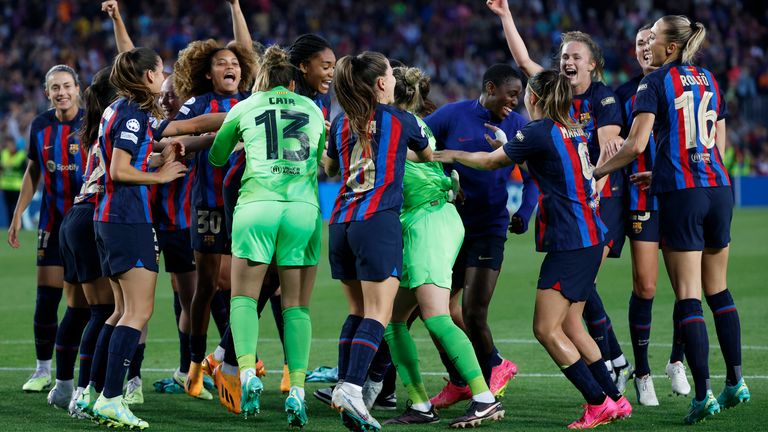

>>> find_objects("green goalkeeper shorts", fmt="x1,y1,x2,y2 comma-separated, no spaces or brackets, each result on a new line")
231,200,321,266
401,201,464,289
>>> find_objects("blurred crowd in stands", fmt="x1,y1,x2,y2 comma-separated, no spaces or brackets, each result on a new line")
1,0,766,176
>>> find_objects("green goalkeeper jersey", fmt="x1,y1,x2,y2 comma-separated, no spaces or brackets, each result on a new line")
401,115,453,222
209,86,326,208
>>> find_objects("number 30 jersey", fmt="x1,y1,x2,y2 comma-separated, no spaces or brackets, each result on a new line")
502,118,607,252
208,86,326,208
633,60,730,194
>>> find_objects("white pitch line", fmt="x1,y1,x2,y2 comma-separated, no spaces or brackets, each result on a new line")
2,337,768,350
0,367,766,380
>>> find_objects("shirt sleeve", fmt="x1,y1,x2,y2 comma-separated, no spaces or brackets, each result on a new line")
513,169,539,230
592,84,623,129
716,84,728,120
326,115,341,161
502,122,542,164
112,112,148,156
208,109,240,167
149,117,170,138
403,112,429,152
316,113,327,165
27,118,41,162
633,75,660,116
175,96,203,120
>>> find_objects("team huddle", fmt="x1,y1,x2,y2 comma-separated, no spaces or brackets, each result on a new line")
7,0,751,430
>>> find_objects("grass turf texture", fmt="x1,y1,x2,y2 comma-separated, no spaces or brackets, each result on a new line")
0,208,765,431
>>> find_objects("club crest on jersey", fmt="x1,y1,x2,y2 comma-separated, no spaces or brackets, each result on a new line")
126,119,141,132
69,143,79,155
515,130,525,142
579,112,591,124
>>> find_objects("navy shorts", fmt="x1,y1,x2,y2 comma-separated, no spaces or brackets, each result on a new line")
156,228,196,273
329,209,403,282
657,186,733,251
59,203,102,283
537,244,603,302
95,222,159,277
453,235,506,271
627,210,661,243
599,196,626,258
37,222,63,267
191,206,230,254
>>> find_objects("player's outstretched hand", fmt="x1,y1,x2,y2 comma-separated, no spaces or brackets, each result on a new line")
630,171,652,190
484,123,507,149
486,0,511,17
101,0,120,19
158,160,188,183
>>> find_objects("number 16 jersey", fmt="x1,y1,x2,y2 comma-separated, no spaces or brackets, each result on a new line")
633,60,729,194
208,86,326,208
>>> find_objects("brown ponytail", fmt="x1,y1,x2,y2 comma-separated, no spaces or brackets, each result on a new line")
528,70,577,128
80,67,117,149
110,47,162,118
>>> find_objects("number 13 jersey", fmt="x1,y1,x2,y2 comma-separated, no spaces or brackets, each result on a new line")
208,86,326,208
633,60,729,194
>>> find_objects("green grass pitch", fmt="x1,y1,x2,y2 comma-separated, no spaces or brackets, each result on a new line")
0,209,765,431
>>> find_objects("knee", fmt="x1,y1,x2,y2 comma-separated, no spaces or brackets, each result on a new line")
533,321,556,345
462,305,488,328
633,278,656,300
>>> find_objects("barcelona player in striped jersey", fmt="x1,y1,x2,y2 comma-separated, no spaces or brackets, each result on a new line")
172,3,257,399
435,70,632,430
488,0,632,388
89,48,188,429
324,52,432,432
614,24,690,406
7,64,90,397
595,15,749,424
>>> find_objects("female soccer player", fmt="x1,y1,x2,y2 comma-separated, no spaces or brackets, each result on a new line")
594,15,749,424
435,69,632,429
384,66,504,428
89,47,188,429
8,64,90,397
172,4,257,398
324,52,432,432
487,0,632,388
423,62,533,409
209,45,326,428
613,24,690,405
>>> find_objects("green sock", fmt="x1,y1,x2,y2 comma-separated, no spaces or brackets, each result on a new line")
231,296,259,371
283,306,312,388
384,322,429,404
424,314,489,395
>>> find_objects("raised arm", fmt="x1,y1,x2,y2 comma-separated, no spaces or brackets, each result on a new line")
227,0,254,53
102,0,135,53
486,0,544,77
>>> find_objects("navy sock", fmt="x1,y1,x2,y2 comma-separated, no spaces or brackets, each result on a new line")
338,315,362,382
606,320,624,360
210,290,230,338
127,343,145,380
706,289,742,385
380,362,397,396
190,334,207,363
54,307,90,380
102,326,141,398
588,360,622,401
345,318,385,386
34,285,62,361
368,339,392,382
562,359,606,405
90,324,115,392
678,299,710,401
629,294,654,377
583,288,611,361
480,345,504,383
439,350,467,386
178,331,191,373
270,294,286,363
173,292,182,326
78,304,113,388
222,326,238,365
670,301,685,363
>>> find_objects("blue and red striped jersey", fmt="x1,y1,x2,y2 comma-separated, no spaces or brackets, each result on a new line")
27,108,85,232
425,100,537,238
175,91,249,209
94,98,154,224
502,118,607,252
633,61,730,194
327,103,428,223
73,142,102,206
150,157,194,230
570,82,624,198
615,75,657,211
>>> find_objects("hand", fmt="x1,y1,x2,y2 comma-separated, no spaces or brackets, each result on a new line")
158,160,188,183
101,0,120,19
432,150,457,164
486,0,511,17
7,216,21,248
484,123,507,149
325,120,331,135
604,136,624,160
630,171,652,190
160,140,186,163
508,213,528,234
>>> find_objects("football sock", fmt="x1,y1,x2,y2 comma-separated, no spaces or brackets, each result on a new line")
127,343,145,380
424,314,488,395
583,288,611,361
78,304,113,389
34,285,62,362
629,293,653,376
90,324,115,392
283,306,311,388
345,318,385,387
337,314,363,382
679,299,711,401
384,322,429,404
705,289,742,385
562,359,606,405
230,296,258,371
102,326,141,398
54,307,89,380
588,360,622,401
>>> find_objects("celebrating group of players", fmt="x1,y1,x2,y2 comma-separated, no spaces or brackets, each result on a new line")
7,0,751,430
